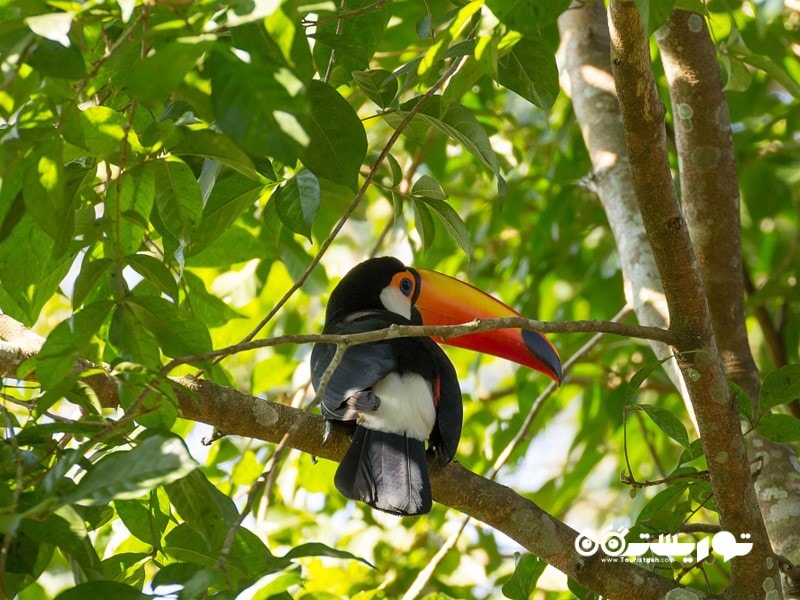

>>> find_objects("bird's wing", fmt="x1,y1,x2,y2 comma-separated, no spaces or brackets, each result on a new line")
426,340,463,465
311,317,400,421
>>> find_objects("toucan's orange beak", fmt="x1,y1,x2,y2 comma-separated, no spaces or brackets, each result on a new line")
412,268,562,384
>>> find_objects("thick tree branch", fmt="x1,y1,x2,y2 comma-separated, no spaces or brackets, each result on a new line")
557,0,694,422
657,9,800,584
0,336,695,599
607,2,780,597
656,10,755,395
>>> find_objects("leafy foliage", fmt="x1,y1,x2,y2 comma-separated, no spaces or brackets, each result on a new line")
0,0,799,598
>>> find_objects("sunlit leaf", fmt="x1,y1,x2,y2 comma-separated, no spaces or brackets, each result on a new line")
497,35,559,113
485,0,571,30
126,38,214,106
300,80,367,192
153,157,203,247
311,0,391,87
171,128,269,182
36,301,113,391
61,434,196,506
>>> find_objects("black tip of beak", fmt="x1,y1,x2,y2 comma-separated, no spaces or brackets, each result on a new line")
522,330,563,384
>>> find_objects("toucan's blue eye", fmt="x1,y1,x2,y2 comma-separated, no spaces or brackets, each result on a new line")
399,278,413,297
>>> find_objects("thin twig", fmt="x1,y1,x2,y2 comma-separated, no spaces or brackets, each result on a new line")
166,316,677,373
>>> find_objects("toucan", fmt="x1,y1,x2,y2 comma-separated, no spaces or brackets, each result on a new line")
310,257,561,516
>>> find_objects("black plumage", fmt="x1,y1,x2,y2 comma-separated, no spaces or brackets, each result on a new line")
310,258,462,516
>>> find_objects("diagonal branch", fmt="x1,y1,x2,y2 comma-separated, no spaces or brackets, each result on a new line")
0,337,696,599
657,8,800,584
607,1,780,597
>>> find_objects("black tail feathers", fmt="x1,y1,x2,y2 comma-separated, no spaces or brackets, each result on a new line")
334,426,431,516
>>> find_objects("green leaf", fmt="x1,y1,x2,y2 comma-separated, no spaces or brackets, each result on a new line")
165,470,239,539
73,106,143,157
634,0,676,36
632,404,691,449
501,553,546,600
0,214,56,324
755,413,800,443
26,38,86,80
187,226,264,267
273,170,321,240
760,364,800,413
126,254,178,300
674,0,705,12
72,258,113,309
726,32,800,100
125,38,214,106
125,296,212,358
101,552,148,585
730,380,753,423
626,354,675,403
115,493,169,548
22,137,73,257
497,35,559,113
54,581,150,600
300,80,367,192
208,49,309,165
635,483,689,530
411,175,448,200
283,542,375,568
105,163,156,257
421,197,473,255
352,69,398,108
249,568,304,597
109,304,161,369
153,157,203,247
164,523,285,587
485,0,571,30
412,198,436,250
21,510,85,552
182,270,243,327
721,54,753,92
189,172,266,256
152,563,226,598
61,433,196,506
36,301,113,391
171,128,269,182
386,97,507,199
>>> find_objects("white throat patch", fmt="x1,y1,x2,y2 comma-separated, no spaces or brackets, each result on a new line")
379,286,412,320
